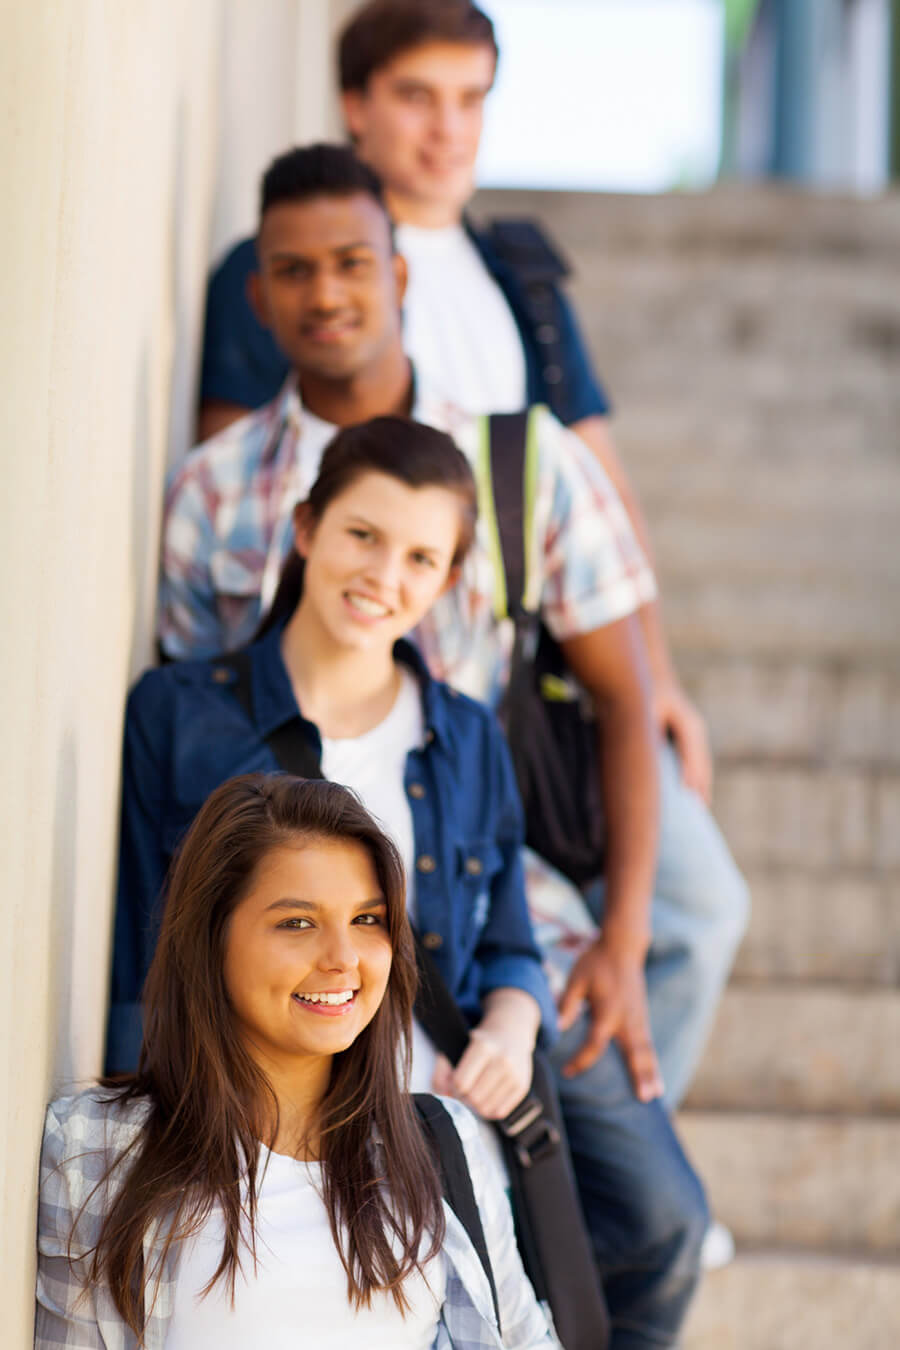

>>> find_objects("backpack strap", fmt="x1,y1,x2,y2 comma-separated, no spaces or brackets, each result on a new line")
478,409,542,625
413,1093,501,1331
218,648,324,779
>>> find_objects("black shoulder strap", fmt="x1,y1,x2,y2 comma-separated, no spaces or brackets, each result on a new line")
219,649,324,780
487,410,529,622
412,930,472,1066
413,1093,501,1330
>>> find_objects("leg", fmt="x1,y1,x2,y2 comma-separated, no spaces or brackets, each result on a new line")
549,1020,709,1349
585,739,750,1107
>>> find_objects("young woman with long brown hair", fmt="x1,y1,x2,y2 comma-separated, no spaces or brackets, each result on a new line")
37,774,555,1348
107,417,555,1130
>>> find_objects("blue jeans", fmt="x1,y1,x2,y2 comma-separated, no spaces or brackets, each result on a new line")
550,1027,709,1348
586,739,750,1107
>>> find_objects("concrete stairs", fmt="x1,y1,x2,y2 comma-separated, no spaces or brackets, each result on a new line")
476,185,900,1348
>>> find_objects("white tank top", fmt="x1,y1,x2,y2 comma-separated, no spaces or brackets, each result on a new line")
167,1150,445,1349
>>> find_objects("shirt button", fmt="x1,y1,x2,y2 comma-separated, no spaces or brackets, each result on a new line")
464,856,484,876
424,728,435,745
422,932,443,950
537,323,558,343
408,782,426,799
211,667,231,684
543,364,563,384
417,854,437,874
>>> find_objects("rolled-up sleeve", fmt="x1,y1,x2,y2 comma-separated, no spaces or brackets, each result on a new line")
533,408,656,641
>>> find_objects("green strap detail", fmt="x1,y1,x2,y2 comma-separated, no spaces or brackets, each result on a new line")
475,415,509,622
522,406,542,613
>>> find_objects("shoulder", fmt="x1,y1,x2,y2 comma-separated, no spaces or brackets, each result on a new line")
165,398,281,501
468,217,570,282
429,678,505,749
209,236,257,289
43,1088,151,1167
128,657,226,714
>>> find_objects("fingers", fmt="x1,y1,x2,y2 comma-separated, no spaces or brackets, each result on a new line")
557,972,587,1033
670,707,713,805
430,1053,454,1096
451,1033,530,1120
561,1008,614,1078
621,1031,665,1103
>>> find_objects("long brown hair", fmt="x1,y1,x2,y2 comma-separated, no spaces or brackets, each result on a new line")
88,774,445,1337
258,414,478,639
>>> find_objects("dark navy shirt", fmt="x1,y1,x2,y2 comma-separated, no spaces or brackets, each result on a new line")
200,226,610,427
107,628,555,1073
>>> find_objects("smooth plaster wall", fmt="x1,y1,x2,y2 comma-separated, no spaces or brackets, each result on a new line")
0,1,356,1337
0,2,219,1341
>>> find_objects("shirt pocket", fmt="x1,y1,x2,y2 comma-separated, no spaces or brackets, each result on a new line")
454,840,504,940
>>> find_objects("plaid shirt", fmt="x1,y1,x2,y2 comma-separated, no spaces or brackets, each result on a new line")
158,374,654,672
36,1090,557,1349
157,374,656,985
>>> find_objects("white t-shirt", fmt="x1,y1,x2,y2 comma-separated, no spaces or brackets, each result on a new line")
167,1149,445,1350
397,222,528,415
320,665,424,920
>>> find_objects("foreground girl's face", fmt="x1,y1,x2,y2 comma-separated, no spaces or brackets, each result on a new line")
224,838,393,1071
296,470,462,651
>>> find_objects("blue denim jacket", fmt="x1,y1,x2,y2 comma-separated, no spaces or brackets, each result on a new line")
106,628,556,1073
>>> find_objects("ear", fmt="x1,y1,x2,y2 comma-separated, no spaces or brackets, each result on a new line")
246,268,268,330
438,563,462,597
341,89,366,143
292,501,316,559
391,250,408,307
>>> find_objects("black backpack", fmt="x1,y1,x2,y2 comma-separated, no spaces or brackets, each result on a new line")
482,408,605,888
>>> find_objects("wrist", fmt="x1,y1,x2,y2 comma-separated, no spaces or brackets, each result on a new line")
596,923,650,964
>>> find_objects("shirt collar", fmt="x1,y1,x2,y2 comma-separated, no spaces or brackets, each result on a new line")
259,374,304,466
245,624,452,749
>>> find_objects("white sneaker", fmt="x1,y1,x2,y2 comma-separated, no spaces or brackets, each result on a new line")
701,1219,735,1271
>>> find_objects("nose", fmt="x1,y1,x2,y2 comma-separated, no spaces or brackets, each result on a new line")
308,266,347,313
316,924,361,975
363,545,404,595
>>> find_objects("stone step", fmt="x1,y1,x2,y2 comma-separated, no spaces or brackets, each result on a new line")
677,1112,900,1254
732,868,900,987
686,983,900,1114
712,763,899,871
678,660,900,771
661,576,900,662
683,1250,900,1350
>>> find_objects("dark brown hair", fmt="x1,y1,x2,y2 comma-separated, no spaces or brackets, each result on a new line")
257,414,478,638
87,774,445,1337
338,0,498,92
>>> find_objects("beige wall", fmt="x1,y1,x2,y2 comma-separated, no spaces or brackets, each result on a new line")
0,0,343,1340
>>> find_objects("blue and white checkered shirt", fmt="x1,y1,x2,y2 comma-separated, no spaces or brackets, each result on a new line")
36,1089,557,1349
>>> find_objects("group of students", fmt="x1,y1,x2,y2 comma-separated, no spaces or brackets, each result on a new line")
36,3,750,1348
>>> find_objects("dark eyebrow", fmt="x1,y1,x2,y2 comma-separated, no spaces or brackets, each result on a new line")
264,896,387,914
268,242,376,263
344,514,446,558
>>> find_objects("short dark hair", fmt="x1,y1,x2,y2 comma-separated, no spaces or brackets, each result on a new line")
338,0,498,93
260,142,387,221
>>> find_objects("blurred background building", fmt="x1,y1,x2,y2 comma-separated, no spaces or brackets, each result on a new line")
2,2,898,1345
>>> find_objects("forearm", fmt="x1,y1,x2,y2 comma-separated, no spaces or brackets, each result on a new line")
597,682,659,957
478,987,541,1052
571,415,676,688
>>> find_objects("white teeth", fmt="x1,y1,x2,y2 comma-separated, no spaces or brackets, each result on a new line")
347,592,389,618
294,990,355,1006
